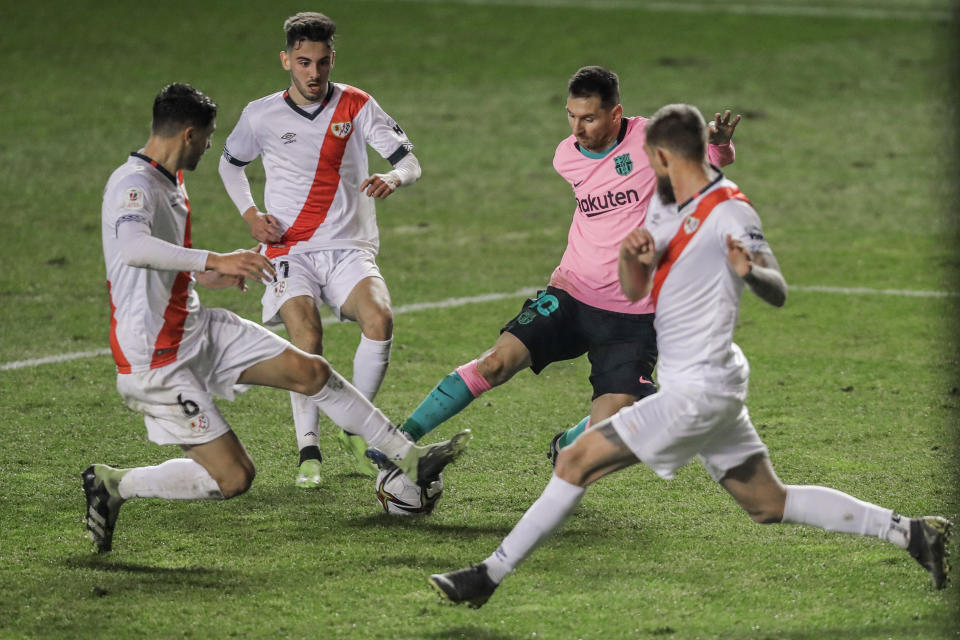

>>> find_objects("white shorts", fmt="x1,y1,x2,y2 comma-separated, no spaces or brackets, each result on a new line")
610,384,768,482
116,307,288,446
260,249,383,325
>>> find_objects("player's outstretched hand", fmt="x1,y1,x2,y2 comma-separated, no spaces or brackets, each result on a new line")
620,227,656,265
242,207,284,243
206,247,275,284
726,234,753,277
361,173,400,199
708,110,741,145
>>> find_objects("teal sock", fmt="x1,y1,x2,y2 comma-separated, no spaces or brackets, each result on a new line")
558,415,590,449
400,372,475,442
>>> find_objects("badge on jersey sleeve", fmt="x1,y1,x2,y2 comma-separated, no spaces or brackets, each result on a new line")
122,187,145,210
330,121,353,138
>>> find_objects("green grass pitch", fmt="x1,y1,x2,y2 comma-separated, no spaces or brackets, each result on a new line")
0,0,957,638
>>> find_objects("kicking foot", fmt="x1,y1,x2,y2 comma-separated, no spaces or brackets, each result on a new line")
337,430,378,478
395,429,472,484
908,516,952,589
546,430,564,468
428,564,498,608
295,458,323,488
81,464,126,553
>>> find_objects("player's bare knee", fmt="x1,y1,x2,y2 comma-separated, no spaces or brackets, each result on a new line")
292,354,331,396
362,308,393,341
742,500,784,524
477,350,515,387
554,447,590,487
219,464,256,499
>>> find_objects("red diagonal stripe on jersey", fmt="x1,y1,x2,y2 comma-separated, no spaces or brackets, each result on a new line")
266,87,370,259
151,181,194,370
650,186,750,308
106,280,132,374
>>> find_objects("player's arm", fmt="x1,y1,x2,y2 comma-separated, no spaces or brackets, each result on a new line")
618,227,657,301
116,217,274,288
360,151,421,199
707,110,741,167
726,235,787,307
218,155,283,243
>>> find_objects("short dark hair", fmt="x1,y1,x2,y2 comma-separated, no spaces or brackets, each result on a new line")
568,66,620,110
645,103,707,162
284,12,336,50
151,83,217,136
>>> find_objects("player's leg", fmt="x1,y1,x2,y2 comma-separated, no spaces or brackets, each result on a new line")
402,288,579,442
238,346,471,484
549,310,657,465
277,294,327,487
429,420,638,607
715,415,952,589
401,331,532,441
336,272,394,476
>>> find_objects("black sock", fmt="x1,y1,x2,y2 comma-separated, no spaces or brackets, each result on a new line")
299,446,322,465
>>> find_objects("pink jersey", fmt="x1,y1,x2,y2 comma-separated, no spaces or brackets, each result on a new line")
550,116,734,314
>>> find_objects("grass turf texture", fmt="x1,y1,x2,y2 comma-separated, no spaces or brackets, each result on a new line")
1,0,957,638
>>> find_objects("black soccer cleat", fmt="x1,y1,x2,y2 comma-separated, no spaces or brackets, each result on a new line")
428,563,498,608
81,464,125,554
907,516,952,589
547,430,565,468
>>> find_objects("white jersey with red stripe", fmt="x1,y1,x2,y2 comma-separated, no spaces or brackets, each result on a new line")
222,83,413,259
644,170,771,392
101,153,202,374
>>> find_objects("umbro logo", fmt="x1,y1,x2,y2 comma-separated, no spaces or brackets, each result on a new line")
281,132,297,144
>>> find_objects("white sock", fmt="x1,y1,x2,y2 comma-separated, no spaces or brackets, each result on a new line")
352,335,392,401
782,485,906,547
483,474,585,583
290,391,320,451
117,459,224,500
309,369,411,461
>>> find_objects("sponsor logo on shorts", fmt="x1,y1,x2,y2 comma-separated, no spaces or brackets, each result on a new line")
330,121,353,138
638,375,653,385
683,216,700,234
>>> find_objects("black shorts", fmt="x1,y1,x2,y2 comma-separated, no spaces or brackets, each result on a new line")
501,286,657,400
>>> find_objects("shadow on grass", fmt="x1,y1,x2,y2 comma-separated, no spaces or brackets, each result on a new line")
64,554,223,576
423,627,513,640
62,555,245,594
751,624,952,640
345,514,513,536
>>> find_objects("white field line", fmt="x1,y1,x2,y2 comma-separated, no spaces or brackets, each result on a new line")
380,0,954,21
0,284,955,372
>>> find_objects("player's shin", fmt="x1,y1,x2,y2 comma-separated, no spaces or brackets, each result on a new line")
291,391,321,456
782,485,908,548
483,474,586,583
309,370,411,460
401,365,484,441
118,459,224,500
352,334,392,401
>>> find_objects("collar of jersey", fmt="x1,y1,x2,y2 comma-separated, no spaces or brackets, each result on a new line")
283,83,336,121
130,151,177,185
677,165,724,212
575,118,629,159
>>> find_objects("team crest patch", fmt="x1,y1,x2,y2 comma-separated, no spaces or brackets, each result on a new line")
273,280,287,297
330,121,353,138
189,414,210,435
122,187,145,210
683,216,700,234
614,153,633,176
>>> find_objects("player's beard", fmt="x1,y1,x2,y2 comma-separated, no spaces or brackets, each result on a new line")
656,175,676,204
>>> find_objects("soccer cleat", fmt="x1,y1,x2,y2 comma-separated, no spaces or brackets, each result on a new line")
295,458,323,488
396,429,472,484
547,430,564,468
337,430,378,478
81,464,126,554
907,516,952,589
428,564,498,608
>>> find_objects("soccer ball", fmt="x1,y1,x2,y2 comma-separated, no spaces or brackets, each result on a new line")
375,465,443,516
